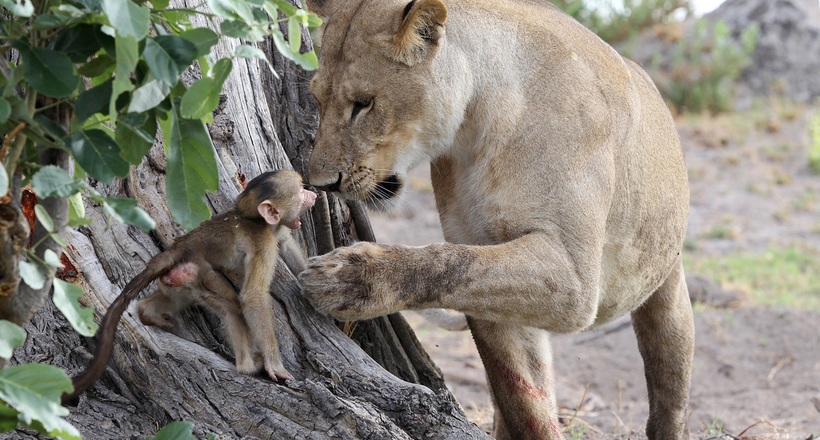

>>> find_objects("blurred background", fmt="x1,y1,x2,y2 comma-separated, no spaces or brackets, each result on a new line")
368,0,820,438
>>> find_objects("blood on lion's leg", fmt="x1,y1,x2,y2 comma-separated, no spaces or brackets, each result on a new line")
468,317,562,440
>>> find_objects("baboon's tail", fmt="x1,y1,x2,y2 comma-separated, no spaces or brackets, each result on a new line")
63,250,181,403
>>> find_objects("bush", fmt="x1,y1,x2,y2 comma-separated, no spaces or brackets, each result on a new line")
551,0,691,44
655,19,759,114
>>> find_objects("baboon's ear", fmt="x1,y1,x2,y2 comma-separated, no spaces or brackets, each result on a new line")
303,0,338,21
389,0,448,65
257,200,280,225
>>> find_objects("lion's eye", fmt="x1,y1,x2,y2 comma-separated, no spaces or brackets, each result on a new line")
351,97,373,120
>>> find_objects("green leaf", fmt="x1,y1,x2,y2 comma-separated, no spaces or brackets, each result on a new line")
0,98,10,124
102,197,155,232
180,78,220,120
306,12,322,29
69,129,130,184
288,17,301,53
271,32,317,70
95,28,116,55
31,14,74,31
1,17,22,39
212,58,233,84
67,193,91,228
75,79,113,123
0,0,34,17
180,58,232,119
163,101,219,230
143,39,180,87
0,400,20,433
143,36,197,86
4,66,25,98
11,41,81,98
117,112,156,164
32,166,81,198
34,205,55,233
148,421,196,440
219,18,264,42
251,7,268,24
102,0,149,40
208,0,254,22
234,44,276,76
220,20,250,39
18,261,45,290
52,279,98,337
43,250,62,267
268,0,296,16
31,166,79,198
0,321,26,359
180,28,219,58
75,0,103,12
112,35,139,118
55,4,86,17
128,79,170,113
33,114,68,140
0,364,80,440
155,35,198,69
48,24,103,63
77,55,116,78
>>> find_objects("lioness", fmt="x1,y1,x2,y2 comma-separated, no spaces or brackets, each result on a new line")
299,0,693,439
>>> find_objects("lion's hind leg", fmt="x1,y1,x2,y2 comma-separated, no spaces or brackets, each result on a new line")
468,318,563,440
631,260,694,440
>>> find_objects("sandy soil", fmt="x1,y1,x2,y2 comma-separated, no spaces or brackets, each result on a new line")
368,106,820,439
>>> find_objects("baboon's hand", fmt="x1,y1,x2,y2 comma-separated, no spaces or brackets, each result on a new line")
299,242,406,321
265,360,294,382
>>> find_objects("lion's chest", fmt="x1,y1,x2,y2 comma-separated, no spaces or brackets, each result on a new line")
433,165,533,246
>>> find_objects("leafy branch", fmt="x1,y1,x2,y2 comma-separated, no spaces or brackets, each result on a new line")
0,0,321,436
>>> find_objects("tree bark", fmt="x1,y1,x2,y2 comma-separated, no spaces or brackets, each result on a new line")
7,1,489,438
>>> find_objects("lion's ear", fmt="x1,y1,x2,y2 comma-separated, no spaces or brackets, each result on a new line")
390,0,447,65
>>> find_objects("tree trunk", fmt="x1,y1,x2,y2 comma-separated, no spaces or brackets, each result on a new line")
8,1,490,438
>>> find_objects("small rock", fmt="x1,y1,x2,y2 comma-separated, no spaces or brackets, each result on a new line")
686,273,747,308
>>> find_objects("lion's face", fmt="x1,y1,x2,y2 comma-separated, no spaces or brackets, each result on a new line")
307,0,449,210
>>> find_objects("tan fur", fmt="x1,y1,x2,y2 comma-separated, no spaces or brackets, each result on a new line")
299,1,693,439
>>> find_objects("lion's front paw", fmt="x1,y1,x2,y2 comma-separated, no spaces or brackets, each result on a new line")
298,242,400,320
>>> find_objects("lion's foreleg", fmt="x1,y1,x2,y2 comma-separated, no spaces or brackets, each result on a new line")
631,260,694,440
469,318,562,440
300,234,601,333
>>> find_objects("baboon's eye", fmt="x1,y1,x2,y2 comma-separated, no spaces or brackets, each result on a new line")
351,97,373,120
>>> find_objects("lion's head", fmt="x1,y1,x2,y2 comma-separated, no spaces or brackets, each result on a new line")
305,0,459,210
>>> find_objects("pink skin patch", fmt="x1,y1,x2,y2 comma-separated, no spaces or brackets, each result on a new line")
161,263,198,287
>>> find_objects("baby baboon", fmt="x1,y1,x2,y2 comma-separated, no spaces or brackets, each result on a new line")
66,170,316,401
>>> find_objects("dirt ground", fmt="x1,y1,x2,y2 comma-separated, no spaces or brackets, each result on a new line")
368,105,820,439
